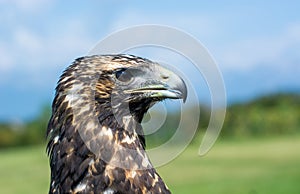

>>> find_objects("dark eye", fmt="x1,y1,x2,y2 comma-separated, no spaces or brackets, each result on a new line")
115,68,133,82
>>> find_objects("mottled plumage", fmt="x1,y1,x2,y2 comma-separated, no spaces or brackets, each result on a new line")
46,54,187,194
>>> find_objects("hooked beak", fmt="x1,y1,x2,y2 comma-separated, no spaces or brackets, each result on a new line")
125,65,187,102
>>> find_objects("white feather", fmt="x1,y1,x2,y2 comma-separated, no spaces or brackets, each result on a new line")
103,188,115,194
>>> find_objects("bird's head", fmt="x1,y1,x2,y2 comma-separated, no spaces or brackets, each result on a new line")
89,55,187,122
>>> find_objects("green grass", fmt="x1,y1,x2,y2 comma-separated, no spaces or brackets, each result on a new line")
1,136,300,194
0,145,49,194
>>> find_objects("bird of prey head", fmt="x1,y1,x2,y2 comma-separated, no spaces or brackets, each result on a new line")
47,54,187,194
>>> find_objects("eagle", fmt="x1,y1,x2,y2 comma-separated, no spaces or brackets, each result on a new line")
46,54,187,194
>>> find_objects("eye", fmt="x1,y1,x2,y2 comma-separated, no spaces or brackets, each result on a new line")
115,68,134,82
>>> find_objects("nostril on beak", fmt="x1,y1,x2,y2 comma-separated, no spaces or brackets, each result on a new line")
161,74,169,80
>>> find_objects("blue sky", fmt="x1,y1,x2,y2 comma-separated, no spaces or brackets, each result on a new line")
0,1,299,121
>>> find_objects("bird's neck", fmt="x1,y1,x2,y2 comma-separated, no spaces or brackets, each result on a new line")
95,99,149,149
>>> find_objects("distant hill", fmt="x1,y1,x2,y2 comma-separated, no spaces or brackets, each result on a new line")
221,93,300,138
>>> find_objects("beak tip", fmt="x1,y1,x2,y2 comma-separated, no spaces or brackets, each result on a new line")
183,95,187,103
182,90,187,103
180,78,188,103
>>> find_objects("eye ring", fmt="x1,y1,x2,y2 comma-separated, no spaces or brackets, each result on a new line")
115,68,134,82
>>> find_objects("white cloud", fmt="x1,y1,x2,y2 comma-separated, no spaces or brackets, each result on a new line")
216,23,300,71
0,21,94,88
14,27,43,55
0,0,54,13
0,44,14,73
109,10,218,39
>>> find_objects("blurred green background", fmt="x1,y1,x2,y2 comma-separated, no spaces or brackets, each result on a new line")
0,93,299,194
